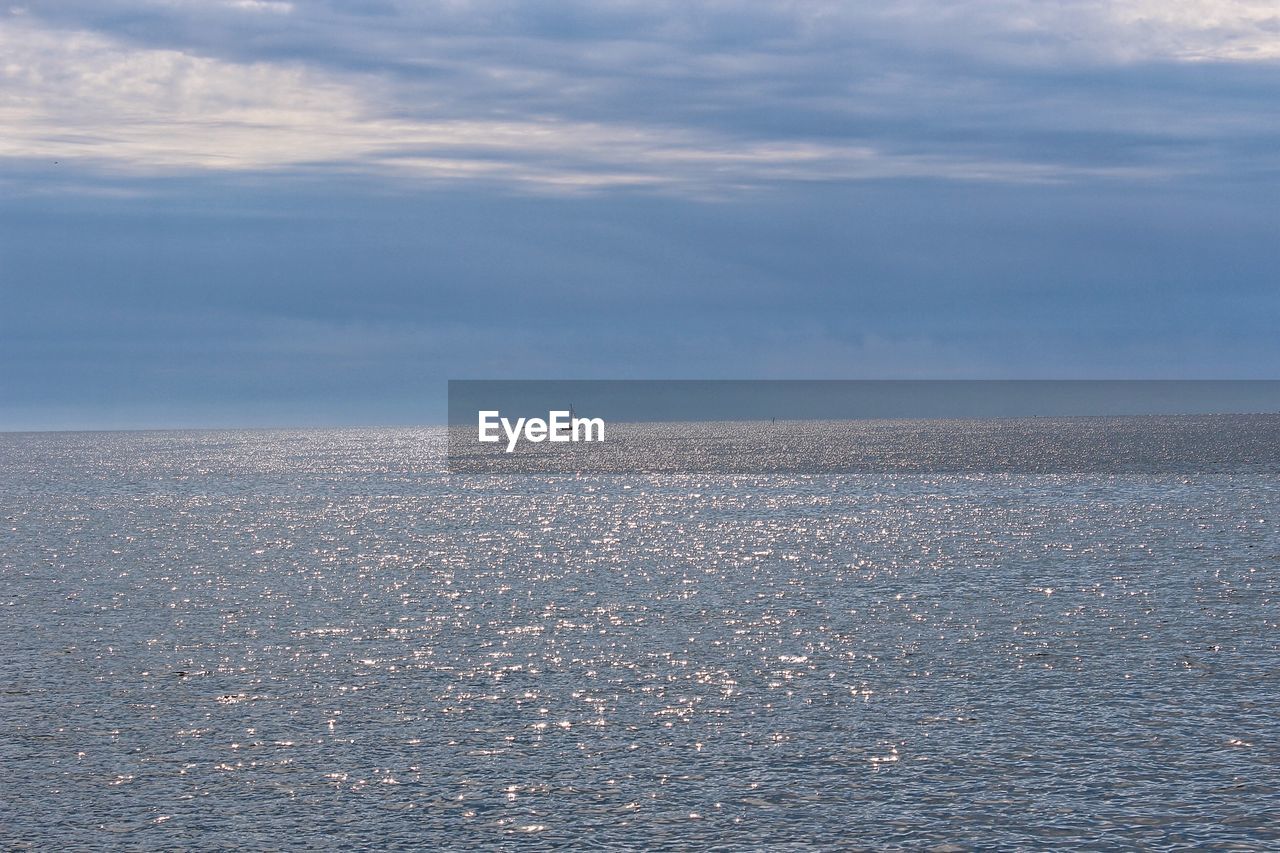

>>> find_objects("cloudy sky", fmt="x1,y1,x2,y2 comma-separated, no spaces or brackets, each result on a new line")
1,1,1277,428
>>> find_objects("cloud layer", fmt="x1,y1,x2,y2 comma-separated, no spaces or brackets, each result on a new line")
3,2,1278,428
4,1,1278,192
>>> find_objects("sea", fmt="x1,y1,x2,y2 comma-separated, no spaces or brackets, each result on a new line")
1,420,1277,849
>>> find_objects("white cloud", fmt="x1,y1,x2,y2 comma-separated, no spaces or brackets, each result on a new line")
226,0,293,13
806,0,1280,65
0,21,362,166
1102,0,1280,62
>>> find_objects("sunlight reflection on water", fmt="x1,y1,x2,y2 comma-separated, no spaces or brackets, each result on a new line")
1,425,1278,848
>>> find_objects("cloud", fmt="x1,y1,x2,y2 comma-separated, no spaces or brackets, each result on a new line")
0,16,1163,193
1100,1,1280,62
1,2,1277,195
225,0,293,12
837,0,1280,65
31,1,1274,67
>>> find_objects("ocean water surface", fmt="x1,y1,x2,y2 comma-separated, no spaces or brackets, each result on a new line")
1,422,1278,849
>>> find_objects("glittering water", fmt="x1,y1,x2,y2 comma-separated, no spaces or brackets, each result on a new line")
1,424,1278,849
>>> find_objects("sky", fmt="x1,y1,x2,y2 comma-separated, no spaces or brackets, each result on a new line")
1,0,1278,429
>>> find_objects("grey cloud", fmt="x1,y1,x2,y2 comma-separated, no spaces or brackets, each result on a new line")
6,1,1278,193
3,2,1278,430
